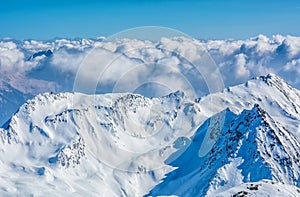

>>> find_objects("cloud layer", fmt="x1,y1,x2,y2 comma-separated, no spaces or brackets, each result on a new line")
1,34,300,99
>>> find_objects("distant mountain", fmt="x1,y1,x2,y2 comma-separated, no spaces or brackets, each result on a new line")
0,74,300,196
0,75,58,126
27,49,53,61
0,80,32,128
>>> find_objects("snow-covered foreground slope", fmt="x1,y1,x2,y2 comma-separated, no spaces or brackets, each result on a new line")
1,73,300,196
215,180,300,197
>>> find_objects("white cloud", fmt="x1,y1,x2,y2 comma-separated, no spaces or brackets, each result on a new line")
51,48,87,73
1,35,300,99
284,36,300,59
0,41,30,73
284,59,300,74
234,53,250,79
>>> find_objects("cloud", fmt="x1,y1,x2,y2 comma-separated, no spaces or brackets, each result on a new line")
1,35,300,100
282,36,300,59
282,59,300,85
0,41,33,73
284,59,300,73
51,48,87,73
234,53,249,77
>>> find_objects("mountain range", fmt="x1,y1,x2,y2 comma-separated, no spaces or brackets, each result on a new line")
0,73,300,196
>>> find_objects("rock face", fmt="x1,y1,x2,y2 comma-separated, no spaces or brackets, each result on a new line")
0,74,300,196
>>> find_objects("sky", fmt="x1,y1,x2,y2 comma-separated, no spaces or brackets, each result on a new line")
1,0,300,40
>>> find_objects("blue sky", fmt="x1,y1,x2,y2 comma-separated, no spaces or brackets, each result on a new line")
1,0,300,40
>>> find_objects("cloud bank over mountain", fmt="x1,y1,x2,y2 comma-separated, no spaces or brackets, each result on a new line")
1,34,300,100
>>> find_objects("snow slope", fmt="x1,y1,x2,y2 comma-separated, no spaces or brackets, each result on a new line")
0,73,300,196
215,180,300,197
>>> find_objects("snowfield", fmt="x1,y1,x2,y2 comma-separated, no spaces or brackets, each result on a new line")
0,74,300,196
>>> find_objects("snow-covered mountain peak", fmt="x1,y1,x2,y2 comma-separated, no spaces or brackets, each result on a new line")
258,73,299,95
214,104,300,191
149,103,300,196
27,49,53,61
197,73,300,140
